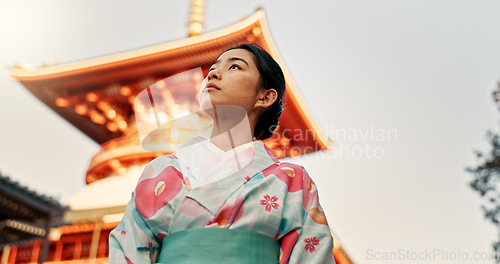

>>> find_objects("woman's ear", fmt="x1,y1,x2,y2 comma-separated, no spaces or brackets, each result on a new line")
255,88,278,108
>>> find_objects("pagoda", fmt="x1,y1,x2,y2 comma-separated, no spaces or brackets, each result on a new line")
0,172,66,264
6,4,352,263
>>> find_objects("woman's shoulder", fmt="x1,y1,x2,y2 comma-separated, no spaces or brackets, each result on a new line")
259,161,321,196
137,154,182,182
264,161,306,174
262,161,310,182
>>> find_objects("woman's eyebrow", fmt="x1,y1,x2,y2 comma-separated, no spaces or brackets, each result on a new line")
228,57,249,66
210,57,249,68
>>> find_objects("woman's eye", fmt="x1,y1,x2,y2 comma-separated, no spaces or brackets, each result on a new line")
229,64,241,70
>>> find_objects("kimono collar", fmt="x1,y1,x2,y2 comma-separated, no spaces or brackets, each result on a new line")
172,136,279,177
199,138,256,162
172,136,280,215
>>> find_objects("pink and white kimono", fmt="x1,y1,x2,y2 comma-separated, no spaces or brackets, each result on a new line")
109,136,335,263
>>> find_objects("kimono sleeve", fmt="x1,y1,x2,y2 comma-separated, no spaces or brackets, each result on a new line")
279,167,336,264
108,162,162,264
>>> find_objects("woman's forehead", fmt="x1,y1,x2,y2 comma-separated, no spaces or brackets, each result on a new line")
215,49,256,65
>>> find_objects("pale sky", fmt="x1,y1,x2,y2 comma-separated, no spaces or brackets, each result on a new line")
1,1,500,263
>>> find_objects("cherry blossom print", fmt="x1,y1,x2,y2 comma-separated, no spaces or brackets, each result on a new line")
109,139,337,263
304,237,320,253
135,166,183,218
260,194,279,212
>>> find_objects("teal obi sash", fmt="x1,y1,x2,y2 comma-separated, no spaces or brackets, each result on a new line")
156,228,280,264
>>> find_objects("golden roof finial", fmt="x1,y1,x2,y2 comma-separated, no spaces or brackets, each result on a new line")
187,0,206,37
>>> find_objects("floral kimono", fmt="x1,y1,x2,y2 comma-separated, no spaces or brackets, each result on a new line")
109,136,335,264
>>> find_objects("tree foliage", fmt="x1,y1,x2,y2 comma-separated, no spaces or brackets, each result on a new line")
466,85,500,261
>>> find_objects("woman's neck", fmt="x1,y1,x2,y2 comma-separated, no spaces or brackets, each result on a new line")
209,105,254,152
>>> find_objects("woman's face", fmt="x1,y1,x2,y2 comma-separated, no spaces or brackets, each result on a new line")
199,49,262,112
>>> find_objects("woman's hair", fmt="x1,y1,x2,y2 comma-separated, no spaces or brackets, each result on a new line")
225,43,286,140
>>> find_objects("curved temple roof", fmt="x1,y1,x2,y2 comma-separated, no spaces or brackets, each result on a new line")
9,9,331,158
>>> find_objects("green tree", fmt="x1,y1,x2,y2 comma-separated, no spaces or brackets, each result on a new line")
466,83,500,263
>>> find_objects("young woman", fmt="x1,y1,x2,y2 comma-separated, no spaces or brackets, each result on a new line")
109,44,336,264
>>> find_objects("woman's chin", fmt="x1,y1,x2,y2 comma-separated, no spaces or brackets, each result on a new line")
199,93,216,110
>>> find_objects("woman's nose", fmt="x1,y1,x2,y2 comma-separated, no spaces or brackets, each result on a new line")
207,70,221,81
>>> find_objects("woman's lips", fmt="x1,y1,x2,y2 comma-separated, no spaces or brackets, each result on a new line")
206,83,220,91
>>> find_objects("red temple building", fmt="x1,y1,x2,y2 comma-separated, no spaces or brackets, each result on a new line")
5,6,353,264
